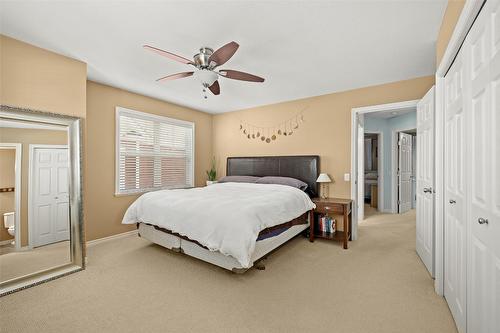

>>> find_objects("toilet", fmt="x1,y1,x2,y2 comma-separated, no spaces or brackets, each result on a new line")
3,212,15,243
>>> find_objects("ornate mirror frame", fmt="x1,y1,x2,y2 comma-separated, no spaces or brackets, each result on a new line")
0,105,85,296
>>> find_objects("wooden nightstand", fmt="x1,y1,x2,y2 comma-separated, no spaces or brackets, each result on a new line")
309,197,353,249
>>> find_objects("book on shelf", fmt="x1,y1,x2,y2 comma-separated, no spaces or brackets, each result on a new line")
318,215,336,234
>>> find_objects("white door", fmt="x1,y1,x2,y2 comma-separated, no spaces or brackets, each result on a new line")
398,132,413,213
465,1,500,331
411,135,417,209
444,47,467,333
357,114,365,221
416,86,435,277
32,147,70,247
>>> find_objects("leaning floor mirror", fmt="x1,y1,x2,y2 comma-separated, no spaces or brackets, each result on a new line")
0,106,84,295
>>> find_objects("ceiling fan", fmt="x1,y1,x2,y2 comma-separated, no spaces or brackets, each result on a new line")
144,41,265,98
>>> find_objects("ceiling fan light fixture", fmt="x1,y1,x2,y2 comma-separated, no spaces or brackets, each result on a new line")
195,69,218,87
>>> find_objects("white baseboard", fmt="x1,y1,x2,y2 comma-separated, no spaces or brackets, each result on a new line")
0,239,14,246
86,229,138,247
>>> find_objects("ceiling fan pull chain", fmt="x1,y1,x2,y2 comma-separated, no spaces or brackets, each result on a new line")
202,86,208,99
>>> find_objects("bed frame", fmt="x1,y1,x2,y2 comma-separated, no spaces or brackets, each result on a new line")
138,155,320,272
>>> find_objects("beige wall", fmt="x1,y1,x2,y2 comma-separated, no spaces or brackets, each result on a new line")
213,76,434,227
0,149,16,241
1,34,88,246
0,128,68,246
0,35,87,118
85,81,213,241
436,0,466,67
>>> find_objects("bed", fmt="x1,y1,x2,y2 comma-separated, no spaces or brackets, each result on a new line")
122,155,319,272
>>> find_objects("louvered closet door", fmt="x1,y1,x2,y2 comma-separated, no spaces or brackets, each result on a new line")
466,0,500,331
444,46,467,333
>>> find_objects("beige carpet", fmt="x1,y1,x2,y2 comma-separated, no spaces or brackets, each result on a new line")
0,211,457,333
0,241,70,282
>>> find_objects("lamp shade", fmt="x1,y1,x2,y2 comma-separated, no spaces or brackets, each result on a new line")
316,173,332,183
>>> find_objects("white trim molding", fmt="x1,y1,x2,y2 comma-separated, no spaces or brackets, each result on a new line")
351,99,419,237
433,0,483,296
0,239,13,246
0,143,22,250
436,0,485,77
86,229,138,247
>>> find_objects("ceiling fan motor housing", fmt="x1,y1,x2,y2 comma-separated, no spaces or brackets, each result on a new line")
194,47,214,68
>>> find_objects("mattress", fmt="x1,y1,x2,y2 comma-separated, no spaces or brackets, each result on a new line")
122,182,315,268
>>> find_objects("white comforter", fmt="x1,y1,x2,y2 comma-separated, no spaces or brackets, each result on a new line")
122,182,315,268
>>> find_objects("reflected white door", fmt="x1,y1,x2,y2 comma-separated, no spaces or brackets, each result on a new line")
398,132,413,213
444,47,467,333
465,1,500,331
357,114,365,221
32,148,70,247
416,86,435,277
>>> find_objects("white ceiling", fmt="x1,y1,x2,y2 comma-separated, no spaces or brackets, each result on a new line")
0,0,447,114
365,107,416,119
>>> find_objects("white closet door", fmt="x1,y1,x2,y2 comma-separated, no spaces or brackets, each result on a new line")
398,132,413,213
466,1,500,332
416,86,435,276
444,47,467,333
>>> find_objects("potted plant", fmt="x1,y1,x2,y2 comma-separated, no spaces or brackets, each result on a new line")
206,157,217,186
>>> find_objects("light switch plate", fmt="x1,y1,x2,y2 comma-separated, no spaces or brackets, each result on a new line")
344,173,350,181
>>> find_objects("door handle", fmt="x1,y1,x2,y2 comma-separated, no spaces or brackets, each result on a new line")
449,199,456,204
478,217,489,225
423,187,433,193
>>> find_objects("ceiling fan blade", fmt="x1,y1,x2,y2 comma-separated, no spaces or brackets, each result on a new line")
144,45,193,65
156,72,194,82
208,41,239,66
219,69,265,82
208,80,220,95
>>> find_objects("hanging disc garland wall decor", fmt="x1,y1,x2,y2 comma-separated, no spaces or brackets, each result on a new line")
239,108,307,143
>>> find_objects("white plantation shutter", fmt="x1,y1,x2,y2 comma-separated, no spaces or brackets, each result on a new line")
116,107,194,195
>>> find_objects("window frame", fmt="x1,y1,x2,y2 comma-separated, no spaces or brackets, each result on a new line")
115,106,195,196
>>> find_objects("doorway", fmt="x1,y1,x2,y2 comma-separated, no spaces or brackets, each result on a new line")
363,132,383,218
28,145,70,248
352,102,418,223
0,143,22,252
393,129,417,214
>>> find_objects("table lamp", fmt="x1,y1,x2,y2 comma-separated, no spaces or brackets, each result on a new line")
316,173,332,199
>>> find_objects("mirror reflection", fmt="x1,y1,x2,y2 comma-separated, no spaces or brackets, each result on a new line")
0,118,71,283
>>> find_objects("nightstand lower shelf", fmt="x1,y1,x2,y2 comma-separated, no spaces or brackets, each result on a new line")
314,231,349,242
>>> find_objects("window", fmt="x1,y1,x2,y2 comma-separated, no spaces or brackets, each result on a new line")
115,107,194,195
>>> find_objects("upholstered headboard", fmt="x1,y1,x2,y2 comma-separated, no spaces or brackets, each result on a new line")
226,155,320,197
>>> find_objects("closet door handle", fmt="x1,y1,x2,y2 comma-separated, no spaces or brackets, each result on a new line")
449,199,456,204
478,217,488,225
423,187,433,193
